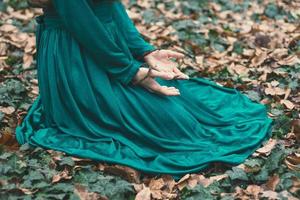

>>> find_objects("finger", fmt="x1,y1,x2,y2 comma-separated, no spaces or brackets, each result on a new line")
162,86,179,91
173,68,189,79
149,69,176,80
162,86,180,93
167,88,180,95
165,87,181,95
166,50,185,59
158,86,180,96
148,81,180,96
165,86,177,90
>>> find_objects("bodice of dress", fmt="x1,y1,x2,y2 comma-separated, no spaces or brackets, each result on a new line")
43,0,117,23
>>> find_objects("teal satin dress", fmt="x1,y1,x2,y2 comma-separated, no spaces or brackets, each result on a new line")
15,0,274,181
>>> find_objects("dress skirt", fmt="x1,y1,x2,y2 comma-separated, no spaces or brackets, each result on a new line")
15,1,274,181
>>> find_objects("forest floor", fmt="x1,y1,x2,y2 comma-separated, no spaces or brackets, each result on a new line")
0,0,300,199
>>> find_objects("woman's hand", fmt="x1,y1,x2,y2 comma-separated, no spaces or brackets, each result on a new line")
131,67,180,96
144,49,189,79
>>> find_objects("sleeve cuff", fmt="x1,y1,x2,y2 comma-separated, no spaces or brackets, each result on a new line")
134,44,157,62
121,59,144,85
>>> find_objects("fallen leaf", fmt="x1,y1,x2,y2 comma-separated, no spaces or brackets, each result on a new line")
74,183,107,200
255,138,277,156
0,106,15,115
103,164,141,183
264,174,280,191
135,185,151,200
280,99,295,110
51,167,72,183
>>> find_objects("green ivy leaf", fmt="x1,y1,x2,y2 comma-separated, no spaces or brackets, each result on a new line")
244,91,261,102
25,170,45,181
233,41,244,55
0,152,13,160
264,3,279,18
59,156,75,167
244,158,263,168
180,183,215,200
226,167,249,181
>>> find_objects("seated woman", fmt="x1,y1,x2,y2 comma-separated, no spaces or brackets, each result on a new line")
16,0,274,181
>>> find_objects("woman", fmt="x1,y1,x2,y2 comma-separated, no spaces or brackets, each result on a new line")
16,0,274,181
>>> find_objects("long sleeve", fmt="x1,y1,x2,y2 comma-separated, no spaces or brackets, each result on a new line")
51,0,142,85
112,1,157,62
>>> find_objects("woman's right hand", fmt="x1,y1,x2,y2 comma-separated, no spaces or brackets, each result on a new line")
131,67,180,96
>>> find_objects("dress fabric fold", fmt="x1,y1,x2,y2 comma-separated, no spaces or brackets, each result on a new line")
15,0,274,181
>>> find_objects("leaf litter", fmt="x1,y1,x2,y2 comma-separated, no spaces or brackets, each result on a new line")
0,0,300,199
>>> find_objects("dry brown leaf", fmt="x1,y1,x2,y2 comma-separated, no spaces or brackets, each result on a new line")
18,188,39,195
74,183,107,200
132,183,144,193
0,106,15,115
284,152,300,171
280,99,295,110
149,178,165,190
0,42,8,56
198,174,228,188
135,185,151,200
227,63,249,76
9,32,28,46
150,189,162,200
291,119,300,143
0,131,19,151
264,85,286,96
254,138,277,156
246,185,263,199
175,174,190,191
51,167,72,183
284,88,292,100
278,55,300,66
0,24,18,32
160,190,177,199
70,156,92,162
23,53,33,69
264,174,280,191
187,175,198,189
251,49,268,67
270,48,288,60
161,174,176,192
195,55,204,68
289,176,300,194
270,80,279,87
9,10,35,21
242,49,255,57
103,164,141,183
260,190,279,199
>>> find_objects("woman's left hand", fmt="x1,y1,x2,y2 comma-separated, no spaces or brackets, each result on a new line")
144,49,189,80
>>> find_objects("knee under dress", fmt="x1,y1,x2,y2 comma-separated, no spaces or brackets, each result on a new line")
15,0,274,181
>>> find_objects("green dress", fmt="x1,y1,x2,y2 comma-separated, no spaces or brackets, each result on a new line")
15,0,274,181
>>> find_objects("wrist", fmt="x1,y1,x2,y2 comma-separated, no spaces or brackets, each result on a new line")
131,63,147,85
136,48,160,62
143,49,157,57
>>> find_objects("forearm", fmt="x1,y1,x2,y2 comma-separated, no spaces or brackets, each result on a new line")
112,1,157,62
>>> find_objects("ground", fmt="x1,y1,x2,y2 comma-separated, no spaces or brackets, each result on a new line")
0,0,300,199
